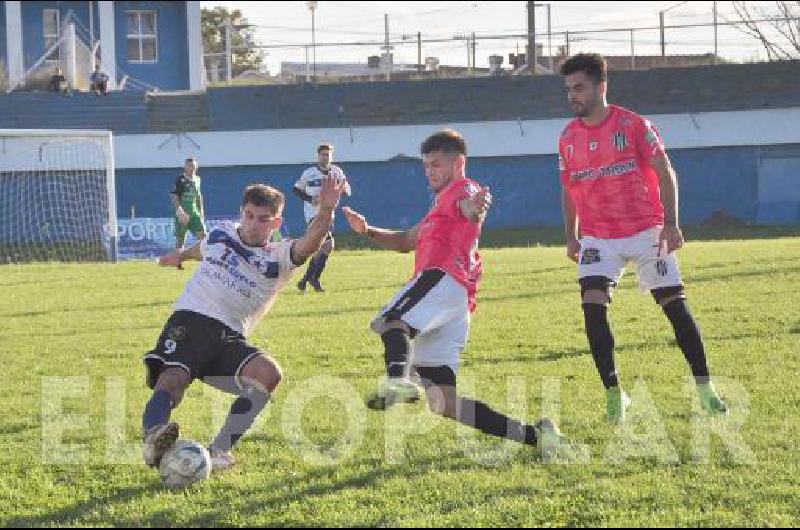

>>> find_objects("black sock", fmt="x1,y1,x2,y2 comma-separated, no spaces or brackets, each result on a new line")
582,303,619,389
457,397,537,445
313,253,329,281
300,255,318,284
662,299,710,383
211,387,270,451
142,389,174,432
381,328,410,378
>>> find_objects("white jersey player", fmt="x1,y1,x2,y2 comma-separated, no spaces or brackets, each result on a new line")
141,176,345,472
293,143,352,293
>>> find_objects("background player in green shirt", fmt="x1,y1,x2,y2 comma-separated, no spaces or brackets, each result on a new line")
171,157,207,250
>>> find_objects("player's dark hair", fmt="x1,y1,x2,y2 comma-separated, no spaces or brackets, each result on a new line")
421,129,467,156
185,157,197,163
317,143,333,153
559,53,607,85
242,184,284,213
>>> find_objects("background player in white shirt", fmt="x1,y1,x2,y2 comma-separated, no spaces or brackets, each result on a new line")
141,174,345,472
293,143,351,292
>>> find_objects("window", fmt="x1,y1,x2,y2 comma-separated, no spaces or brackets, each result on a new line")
43,9,60,61
126,10,157,63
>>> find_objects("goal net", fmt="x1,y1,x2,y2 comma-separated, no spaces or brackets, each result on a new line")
0,129,117,263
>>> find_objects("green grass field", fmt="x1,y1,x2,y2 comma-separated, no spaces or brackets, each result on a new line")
1,229,799,526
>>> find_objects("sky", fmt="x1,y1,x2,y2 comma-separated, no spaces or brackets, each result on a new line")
200,1,784,75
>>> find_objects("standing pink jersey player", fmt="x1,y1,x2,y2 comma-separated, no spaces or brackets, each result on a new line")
558,53,729,424
343,129,568,453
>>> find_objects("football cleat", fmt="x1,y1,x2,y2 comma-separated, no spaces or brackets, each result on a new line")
532,418,569,457
209,446,236,472
698,382,729,416
366,378,421,410
606,386,632,425
143,422,179,468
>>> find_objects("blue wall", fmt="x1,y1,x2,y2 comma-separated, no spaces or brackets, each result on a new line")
15,1,187,90
115,146,767,236
21,1,99,69
115,1,188,90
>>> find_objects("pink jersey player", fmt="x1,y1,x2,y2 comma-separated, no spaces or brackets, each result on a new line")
414,176,483,312
559,104,667,239
558,53,728,425
342,129,568,451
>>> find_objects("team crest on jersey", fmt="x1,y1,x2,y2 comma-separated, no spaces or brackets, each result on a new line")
645,124,659,146
613,131,628,151
581,248,601,265
589,141,599,151
168,325,187,342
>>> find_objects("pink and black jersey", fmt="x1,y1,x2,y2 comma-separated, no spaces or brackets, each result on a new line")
415,177,483,312
559,105,667,239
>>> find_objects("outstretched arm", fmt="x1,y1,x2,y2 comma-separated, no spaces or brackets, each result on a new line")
342,207,418,253
159,243,202,270
458,186,492,224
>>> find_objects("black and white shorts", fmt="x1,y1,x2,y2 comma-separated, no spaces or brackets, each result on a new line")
143,311,263,391
372,268,470,374
579,226,683,293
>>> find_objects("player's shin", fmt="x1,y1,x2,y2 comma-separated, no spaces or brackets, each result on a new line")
381,328,410,378
143,390,175,432
457,397,538,445
661,298,710,383
211,385,271,452
582,303,619,389
312,252,329,281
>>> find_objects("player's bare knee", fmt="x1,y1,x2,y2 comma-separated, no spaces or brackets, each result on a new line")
652,285,686,308
241,355,282,393
425,389,454,418
370,315,412,336
579,276,614,306
424,384,457,419
582,289,610,305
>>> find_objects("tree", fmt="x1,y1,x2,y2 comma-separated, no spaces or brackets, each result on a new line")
730,1,800,60
202,7,266,79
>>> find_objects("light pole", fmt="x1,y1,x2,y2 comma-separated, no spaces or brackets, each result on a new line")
529,3,551,74
307,1,318,79
659,1,689,57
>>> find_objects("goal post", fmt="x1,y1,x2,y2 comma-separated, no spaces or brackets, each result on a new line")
0,129,117,263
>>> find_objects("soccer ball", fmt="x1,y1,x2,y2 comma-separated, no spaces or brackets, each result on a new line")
158,440,211,490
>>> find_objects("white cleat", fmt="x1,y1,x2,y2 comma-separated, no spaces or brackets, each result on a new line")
210,446,236,472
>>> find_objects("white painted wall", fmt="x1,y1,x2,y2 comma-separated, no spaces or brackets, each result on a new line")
186,1,204,91
98,1,117,90
5,1,24,90
113,107,800,169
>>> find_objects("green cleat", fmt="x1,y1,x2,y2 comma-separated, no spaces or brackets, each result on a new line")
366,378,421,410
606,386,632,425
533,418,569,458
698,382,729,416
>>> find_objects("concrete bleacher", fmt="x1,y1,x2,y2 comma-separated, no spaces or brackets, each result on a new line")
0,60,797,134
207,60,800,131
0,91,150,133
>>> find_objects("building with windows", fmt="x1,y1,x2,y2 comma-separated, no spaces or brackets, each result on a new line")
0,1,203,92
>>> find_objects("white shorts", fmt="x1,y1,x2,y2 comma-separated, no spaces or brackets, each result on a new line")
372,269,469,374
579,226,683,292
